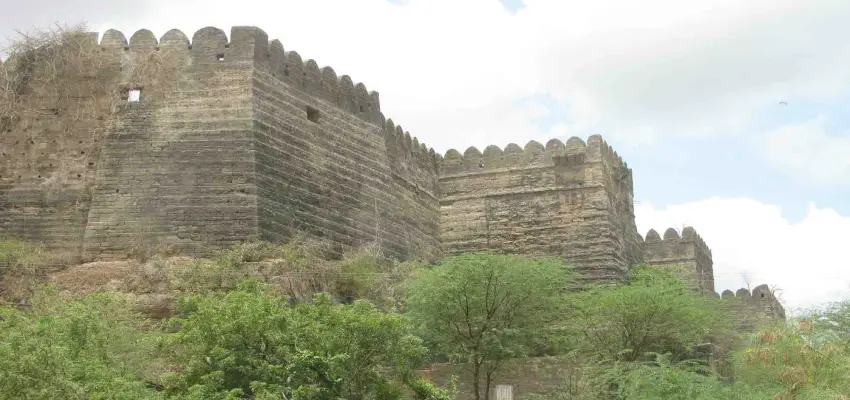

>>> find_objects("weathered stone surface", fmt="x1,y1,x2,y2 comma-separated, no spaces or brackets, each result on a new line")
0,25,782,319
0,26,441,264
642,226,715,293
719,284,786,331
438,135,642,284
1,24,788,399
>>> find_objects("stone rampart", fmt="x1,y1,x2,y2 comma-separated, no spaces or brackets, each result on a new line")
1,25,441,262
438,134,642,283
643,226,714,293
718,284,786,331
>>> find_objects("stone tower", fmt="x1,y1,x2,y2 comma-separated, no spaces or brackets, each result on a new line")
438,136,643,284
0,26,441,263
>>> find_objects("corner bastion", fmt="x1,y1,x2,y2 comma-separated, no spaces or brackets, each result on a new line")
438,135,643,284
0,25,441,263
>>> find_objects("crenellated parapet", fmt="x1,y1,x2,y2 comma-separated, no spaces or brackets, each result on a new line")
718,284,786,330
438,134,629,177
382,118,441,190
257,28,440,184
437,132,642,284
262,37,382,124
40,25,442,182
643,226,715,293
644,226,713,258
92,26,268,66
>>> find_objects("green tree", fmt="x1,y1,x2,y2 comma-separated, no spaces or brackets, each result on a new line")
568,266,732,363
0,286,161,400
404,252,576,400
162,280,437,399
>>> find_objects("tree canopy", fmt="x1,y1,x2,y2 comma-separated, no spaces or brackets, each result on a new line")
404,252,576,400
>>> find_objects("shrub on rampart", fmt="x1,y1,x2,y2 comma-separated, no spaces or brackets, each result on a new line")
0,23,183,141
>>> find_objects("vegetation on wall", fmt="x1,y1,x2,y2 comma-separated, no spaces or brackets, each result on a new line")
0,24,184,141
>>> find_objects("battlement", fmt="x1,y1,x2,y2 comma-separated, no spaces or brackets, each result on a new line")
382,119,441,178
718,284,787,329
718,285,774,302
438,134,628,176
80,27,379,121
642,226,714,293
2,25,442,177
0,24,785,328
643,226,712,258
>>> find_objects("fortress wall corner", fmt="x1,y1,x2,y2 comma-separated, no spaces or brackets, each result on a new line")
249,32,440,262
80,26,264,259
438,135,641,284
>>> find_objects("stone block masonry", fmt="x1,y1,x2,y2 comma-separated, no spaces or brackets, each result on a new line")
0,24,782,317
81,28,259,259
643,226,715,293
1,25,441,263
438,135,643,284
718,284,786,331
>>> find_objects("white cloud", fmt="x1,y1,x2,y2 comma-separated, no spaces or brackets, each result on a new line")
6,0,850,153
636,197,850,314
529,0,850,146
761,116,850,184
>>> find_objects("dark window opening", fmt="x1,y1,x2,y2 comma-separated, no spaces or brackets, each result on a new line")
306,106,321,123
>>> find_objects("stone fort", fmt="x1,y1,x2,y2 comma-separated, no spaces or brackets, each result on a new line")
0,25,783,325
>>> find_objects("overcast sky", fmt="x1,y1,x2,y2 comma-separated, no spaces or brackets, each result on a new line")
2,0,849,314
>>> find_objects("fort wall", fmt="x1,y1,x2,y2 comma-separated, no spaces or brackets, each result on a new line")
718,284,786,331
643,226,715,293
81,27,261,259
0,32,118,261
1,24,790,399
1,24,784,308
438,135,642,283
0,25,441,262
250,32,441,262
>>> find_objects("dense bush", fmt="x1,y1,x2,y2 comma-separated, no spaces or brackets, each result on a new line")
0,287,162,399
161,281,429,399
